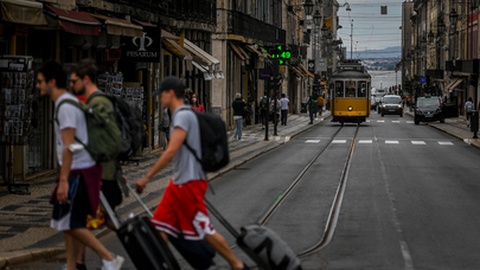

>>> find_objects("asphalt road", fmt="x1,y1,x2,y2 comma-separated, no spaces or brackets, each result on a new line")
14,111,480,270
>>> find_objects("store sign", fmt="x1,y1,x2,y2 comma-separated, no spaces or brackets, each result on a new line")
123,26,160,62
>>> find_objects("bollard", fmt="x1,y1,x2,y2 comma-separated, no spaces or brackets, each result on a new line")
471,110,479,138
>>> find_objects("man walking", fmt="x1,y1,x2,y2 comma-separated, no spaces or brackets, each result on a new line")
37,61,124,270
135,77,247,270
280,93,289,125
69,59,123,270
232,93,246,140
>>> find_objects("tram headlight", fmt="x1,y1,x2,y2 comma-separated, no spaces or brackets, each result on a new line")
348,106,353,111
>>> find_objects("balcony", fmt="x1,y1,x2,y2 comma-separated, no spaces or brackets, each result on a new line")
228,10,286,45
105,0,216,24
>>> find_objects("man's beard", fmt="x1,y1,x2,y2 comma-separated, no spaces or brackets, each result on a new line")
75,87,86,96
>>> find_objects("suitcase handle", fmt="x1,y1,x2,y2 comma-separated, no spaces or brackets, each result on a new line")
126,183,154,217
205,199,240,239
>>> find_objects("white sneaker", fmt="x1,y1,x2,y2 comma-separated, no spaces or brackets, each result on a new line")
102,255,125,270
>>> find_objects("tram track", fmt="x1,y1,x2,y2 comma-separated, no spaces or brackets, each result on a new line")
252,124,360,258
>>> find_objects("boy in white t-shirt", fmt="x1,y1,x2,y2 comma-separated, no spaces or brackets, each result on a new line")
36,62,123,270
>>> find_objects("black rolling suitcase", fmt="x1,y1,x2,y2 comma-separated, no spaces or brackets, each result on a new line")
205,200,302,270
100,186,180,270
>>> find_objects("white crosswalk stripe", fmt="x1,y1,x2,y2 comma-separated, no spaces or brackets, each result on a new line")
358,140,373,144
438,142,454,145
392,120,400,123
385,140,399,144
305,140,321,143
411,141,426,145
407,121,414,124
332,140,347,144
377,120,385,123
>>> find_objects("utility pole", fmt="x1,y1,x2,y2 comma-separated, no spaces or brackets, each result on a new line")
350,19,354,59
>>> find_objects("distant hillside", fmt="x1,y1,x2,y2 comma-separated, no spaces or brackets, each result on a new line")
352,46,401,59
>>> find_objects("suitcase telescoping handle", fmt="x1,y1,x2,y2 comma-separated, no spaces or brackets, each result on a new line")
205,199,240,239
127,184,154,217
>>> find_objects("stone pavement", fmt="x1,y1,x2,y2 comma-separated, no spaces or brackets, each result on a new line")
405,109,480,148
0,112,329,269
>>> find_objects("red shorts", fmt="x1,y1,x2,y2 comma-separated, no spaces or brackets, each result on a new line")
151,179,215,240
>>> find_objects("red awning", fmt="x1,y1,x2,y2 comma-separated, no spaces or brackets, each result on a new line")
45,5,101,35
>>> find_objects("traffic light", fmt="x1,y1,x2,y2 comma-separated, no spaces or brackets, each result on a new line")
270,45,292,65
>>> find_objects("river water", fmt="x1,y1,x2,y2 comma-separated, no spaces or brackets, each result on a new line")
369,70,402,92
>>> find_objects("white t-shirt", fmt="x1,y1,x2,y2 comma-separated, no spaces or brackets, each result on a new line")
280,97,290,110
55,93,96,169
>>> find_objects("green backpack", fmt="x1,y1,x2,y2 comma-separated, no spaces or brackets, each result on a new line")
55,98,121,163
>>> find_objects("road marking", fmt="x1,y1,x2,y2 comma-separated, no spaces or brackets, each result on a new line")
392,120,400,123
385,140,399,144
366,120,371,123
438,141,453,145
305,140,321,143
377,120,385,123
406,121,414,124
358,140,373,144
400,241,415,270
332,140,347,144
411,141,426,145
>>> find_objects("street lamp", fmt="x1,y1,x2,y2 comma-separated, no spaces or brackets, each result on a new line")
449,8,458,29
304,0,314,16
313,10,322,26
437,18,446,35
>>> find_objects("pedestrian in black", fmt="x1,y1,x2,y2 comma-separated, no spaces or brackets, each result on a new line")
232,93,246,140
307,96,315,124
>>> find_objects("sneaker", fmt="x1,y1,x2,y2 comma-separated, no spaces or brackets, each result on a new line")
102,255,125,270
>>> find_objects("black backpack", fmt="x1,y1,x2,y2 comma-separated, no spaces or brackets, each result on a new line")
179,108,229,172
89,92,144,161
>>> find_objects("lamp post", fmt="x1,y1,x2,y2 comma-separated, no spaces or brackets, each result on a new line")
304,0,314,16
350,19,354,59
313,10,322,76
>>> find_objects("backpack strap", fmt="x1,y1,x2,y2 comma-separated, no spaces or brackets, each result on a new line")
175,107,202,164
55,99,88,150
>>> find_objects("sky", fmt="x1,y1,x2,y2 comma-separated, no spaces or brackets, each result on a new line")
336,0,403,54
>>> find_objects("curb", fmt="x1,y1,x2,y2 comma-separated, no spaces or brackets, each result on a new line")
0,248,64,269
1,114,328,269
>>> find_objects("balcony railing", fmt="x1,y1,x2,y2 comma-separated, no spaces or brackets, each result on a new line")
106,0,216,24
228,10,286,45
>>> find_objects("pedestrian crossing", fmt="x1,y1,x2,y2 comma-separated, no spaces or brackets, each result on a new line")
365,120,416,124
303,139,455,146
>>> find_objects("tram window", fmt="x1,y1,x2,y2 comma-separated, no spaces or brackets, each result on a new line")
358,81,367,97
345,81,357,97
335,81,344,97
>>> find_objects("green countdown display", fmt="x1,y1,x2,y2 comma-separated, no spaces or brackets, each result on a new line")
271,45,291,65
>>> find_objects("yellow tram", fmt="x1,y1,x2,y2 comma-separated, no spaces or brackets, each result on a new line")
330,60,371,124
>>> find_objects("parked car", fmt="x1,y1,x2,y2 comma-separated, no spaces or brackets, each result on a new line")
414,96,445,125
380,95,403,117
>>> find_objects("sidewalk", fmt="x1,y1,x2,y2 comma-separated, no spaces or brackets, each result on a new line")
405,109,480,148
0,112,329,269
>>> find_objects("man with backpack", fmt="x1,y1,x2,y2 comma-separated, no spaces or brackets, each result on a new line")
465,97,474,127
259,95,268,129
135,76,247,270
37,61,124,270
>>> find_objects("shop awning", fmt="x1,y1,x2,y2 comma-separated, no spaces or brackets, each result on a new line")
162,38,192,61
91,14,143,37
290,66,306,78
162,29,179,40
184,39,220,70
0,0,47,25
245,45,266,57
229,42,250,62
446,78,463,92
192,61,215,81
45,5,101,35
298,63,315,78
